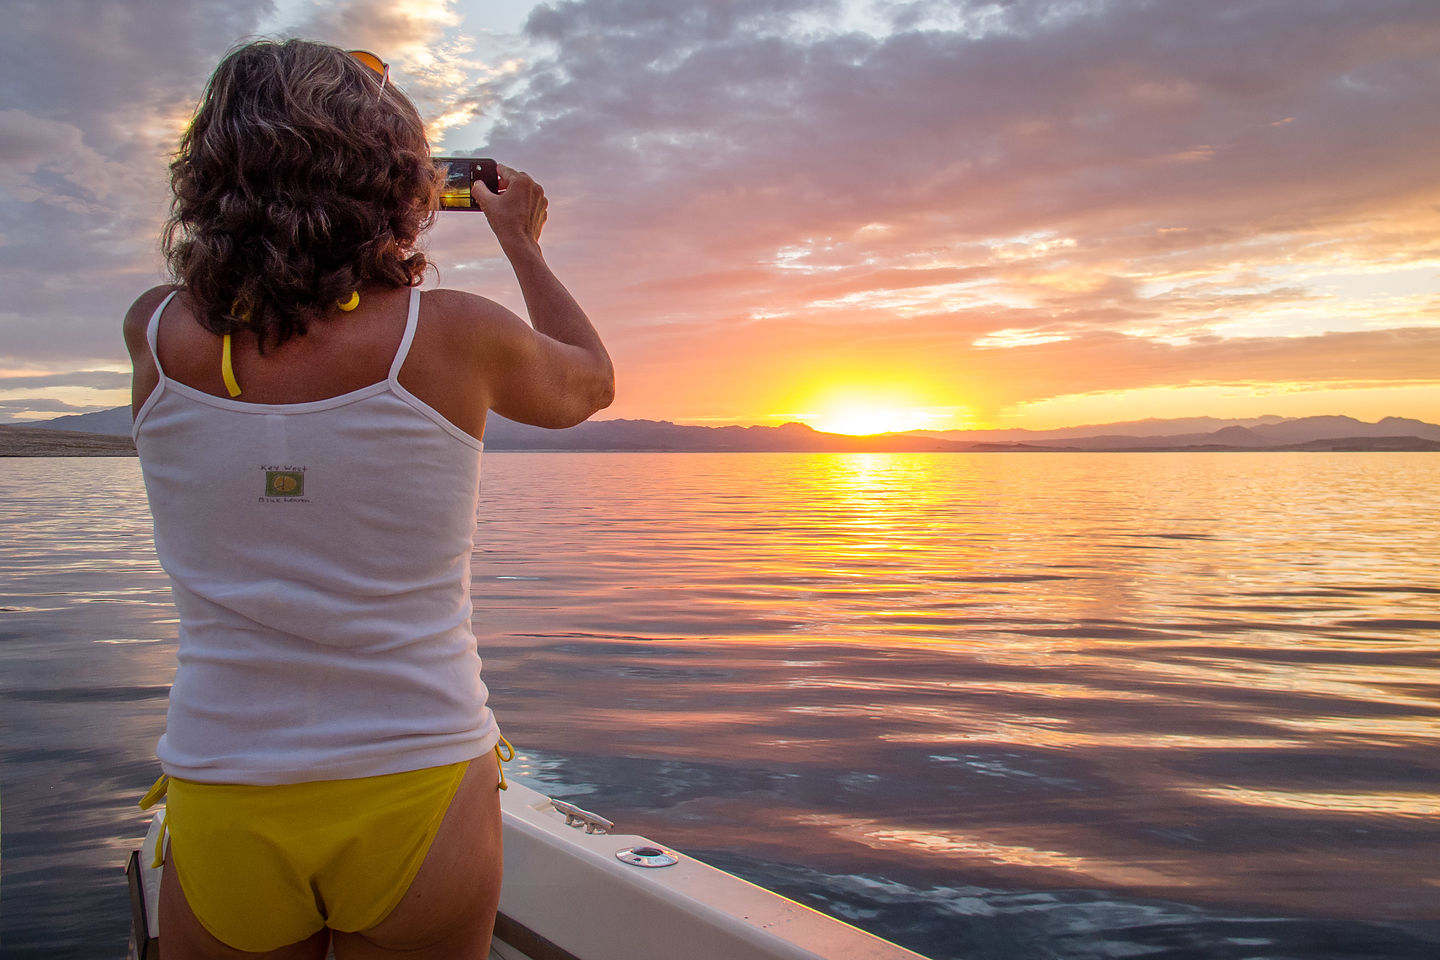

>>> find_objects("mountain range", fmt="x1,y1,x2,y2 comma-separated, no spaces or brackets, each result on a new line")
7,407,1440,454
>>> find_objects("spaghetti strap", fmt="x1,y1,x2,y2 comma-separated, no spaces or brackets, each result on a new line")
388,287,422,382
146,291,180,378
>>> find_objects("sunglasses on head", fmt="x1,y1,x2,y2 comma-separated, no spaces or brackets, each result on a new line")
347,50,389,100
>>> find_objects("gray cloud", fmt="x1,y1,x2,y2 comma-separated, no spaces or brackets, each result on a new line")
482,0,1440,253
0,397,101,414
0,1,272,367
0,371,130,390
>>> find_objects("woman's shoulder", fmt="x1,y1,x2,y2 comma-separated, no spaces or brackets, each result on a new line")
122,284,181,351
420,287,511,324
417,287,535,355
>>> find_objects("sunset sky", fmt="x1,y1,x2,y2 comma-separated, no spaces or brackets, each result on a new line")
2,0,1438,432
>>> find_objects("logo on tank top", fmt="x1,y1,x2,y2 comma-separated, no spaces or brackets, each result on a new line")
261,466,310,503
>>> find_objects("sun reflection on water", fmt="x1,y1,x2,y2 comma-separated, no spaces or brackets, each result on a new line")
1185,787,1440,817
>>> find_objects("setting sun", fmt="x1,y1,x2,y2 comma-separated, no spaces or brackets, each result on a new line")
808,406,934,435
796,381,967,435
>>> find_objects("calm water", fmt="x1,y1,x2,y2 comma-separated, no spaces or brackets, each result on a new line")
2,453,1438,958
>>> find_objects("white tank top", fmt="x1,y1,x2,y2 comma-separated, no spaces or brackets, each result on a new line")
133,287,501,784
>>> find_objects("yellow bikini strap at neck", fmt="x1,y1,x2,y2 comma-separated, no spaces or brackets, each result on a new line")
221,333,241,397
220,292,357,398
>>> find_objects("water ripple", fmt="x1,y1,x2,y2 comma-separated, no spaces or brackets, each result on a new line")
4,453,1440,958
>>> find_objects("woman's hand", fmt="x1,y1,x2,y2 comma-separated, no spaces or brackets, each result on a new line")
473,163,547,251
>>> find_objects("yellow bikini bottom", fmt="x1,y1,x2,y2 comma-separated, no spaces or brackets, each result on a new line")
139,740,511,952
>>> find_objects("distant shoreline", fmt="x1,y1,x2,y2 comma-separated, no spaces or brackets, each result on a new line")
3,426,1437,457
14,408,1440,455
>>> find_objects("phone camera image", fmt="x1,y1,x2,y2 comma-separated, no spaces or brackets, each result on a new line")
434,157,499,210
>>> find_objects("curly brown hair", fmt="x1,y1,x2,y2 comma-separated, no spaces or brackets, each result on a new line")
162,39,440,350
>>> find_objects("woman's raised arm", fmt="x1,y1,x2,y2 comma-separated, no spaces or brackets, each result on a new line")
468,165,614,428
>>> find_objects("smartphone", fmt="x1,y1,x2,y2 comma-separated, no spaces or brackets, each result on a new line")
433,157,499,210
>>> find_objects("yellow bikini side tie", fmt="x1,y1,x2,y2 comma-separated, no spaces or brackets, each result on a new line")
494,735,514,790
139,773,171,868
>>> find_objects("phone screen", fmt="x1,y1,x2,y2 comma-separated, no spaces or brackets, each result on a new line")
434,158,498,210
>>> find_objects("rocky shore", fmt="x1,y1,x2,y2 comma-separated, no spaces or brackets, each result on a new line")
0,425,136,457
